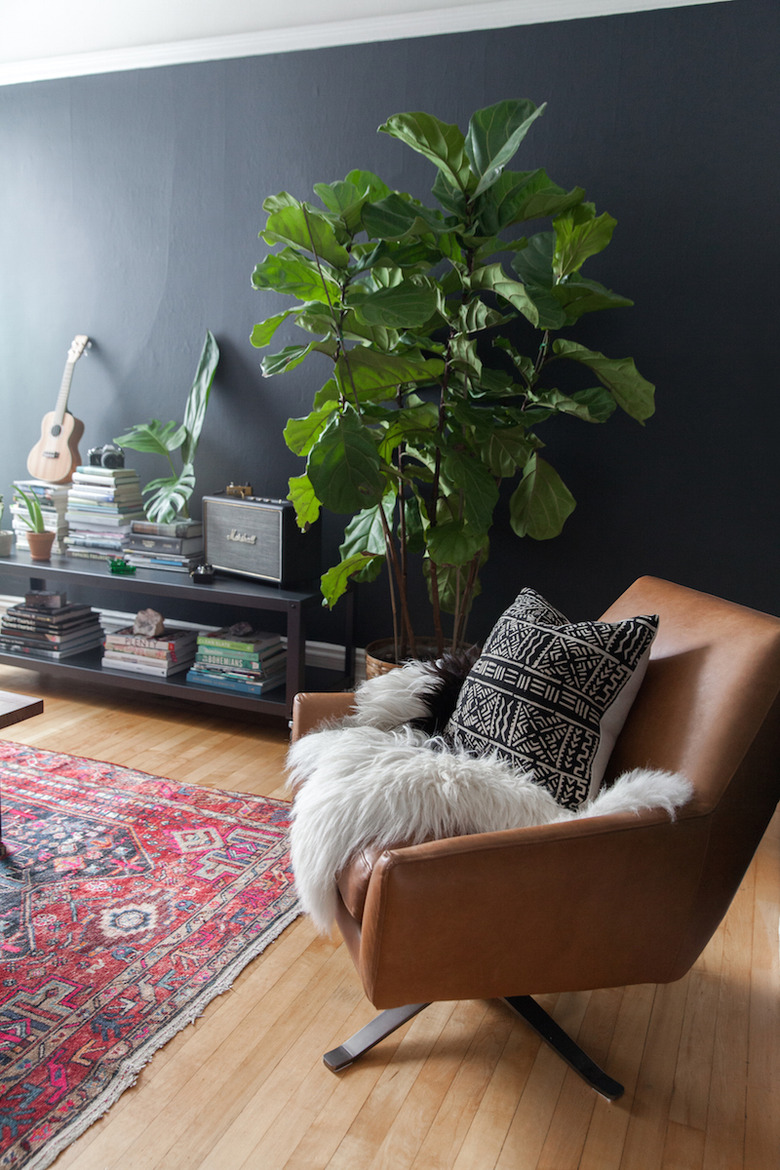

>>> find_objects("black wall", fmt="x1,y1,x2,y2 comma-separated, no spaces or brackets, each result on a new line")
1,0,778,646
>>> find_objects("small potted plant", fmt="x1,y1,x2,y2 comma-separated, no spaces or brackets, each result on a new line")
0,494,13,557
16,487,55,561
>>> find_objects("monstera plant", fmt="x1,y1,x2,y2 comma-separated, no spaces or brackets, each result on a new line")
251,99,654,661
115,330,220,524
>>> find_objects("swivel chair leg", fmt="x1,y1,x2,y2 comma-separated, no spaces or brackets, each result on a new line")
504,995,624,1101
323,995,624,1101
323,1003,430,1071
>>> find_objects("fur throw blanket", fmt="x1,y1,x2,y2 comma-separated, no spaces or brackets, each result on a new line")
287,660,693,934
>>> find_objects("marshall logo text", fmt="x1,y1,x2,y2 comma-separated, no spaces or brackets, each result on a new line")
226,528,257,545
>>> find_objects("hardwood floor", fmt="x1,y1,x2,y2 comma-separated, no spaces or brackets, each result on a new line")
1,666,778,1169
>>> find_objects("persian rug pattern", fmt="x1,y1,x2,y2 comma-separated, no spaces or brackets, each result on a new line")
0,741,299,1169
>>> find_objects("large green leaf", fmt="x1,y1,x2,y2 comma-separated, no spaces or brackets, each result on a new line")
283,405,338,456
142,463,197,524
427,519,486,566
551,276,633,322
469,263,540,326
552,339,655,422
307,407,386,513
181,330,220,466
261,342,319,378
441,450,499,532
379,111,472,193
335,348,443,402
250,311,295,349
321,551,384,608
114,419,187,457
251,249,340,306
509,454,576,539
349,282,439,329
476,169,584,234
339,494,395,560
362,193,447,241
465,99,546,197
287,474,321,529
262,197,350,268
483,426,536,476
553,204,617,279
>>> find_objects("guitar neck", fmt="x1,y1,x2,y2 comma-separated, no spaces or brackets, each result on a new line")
52,364,76,427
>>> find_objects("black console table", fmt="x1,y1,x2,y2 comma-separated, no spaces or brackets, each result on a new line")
0,553,354,718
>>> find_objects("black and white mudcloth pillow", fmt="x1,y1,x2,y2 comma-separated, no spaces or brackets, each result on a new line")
447,588,659,810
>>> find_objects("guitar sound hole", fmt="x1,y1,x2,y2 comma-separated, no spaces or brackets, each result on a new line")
50,424,62,436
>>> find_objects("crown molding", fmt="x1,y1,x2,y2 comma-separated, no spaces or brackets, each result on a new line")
0,0,732,87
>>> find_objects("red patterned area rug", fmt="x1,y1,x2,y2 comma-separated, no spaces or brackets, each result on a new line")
0,740,299,1170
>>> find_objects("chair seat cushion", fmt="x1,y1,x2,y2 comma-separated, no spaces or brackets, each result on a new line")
447,588,659,809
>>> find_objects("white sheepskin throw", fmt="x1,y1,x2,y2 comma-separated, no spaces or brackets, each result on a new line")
287,663,693,934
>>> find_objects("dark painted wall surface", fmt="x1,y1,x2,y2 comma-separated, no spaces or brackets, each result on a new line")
1,0,777,646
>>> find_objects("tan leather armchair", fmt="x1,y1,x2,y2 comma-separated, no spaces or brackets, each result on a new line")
290,577,780,1098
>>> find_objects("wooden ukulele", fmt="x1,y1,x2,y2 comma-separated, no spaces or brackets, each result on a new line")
27,334,90,483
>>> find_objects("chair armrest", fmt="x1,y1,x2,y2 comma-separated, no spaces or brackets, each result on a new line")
290,691,356,741
355,805,711,1008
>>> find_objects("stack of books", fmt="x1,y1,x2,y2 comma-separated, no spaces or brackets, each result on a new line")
122,518,205,573
10,480,69,553
186,624,286,696
65,467,146,560
0,589,103,659
102,623,199,677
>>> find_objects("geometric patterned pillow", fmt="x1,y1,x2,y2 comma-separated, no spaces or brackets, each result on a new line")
447,588,659,810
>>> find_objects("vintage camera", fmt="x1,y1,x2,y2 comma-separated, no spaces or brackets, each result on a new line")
88,444,125,469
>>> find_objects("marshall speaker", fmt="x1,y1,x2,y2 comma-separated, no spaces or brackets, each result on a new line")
203,493,320,587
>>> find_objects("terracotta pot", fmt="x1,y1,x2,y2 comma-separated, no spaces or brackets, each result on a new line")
27,530,56,561
364,636,458,679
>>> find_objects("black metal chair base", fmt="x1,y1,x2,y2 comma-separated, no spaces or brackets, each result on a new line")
323,1003,429,1071
323,994,624,1100
504,995,624,1100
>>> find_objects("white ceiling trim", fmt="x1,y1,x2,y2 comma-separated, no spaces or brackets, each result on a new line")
0,0,733,88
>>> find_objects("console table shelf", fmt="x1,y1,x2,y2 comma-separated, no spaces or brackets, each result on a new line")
0,553,354,718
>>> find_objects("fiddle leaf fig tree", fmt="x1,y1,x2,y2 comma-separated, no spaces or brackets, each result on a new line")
251,99,654,660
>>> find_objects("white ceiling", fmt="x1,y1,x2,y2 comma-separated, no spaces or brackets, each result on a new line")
1,0,732,85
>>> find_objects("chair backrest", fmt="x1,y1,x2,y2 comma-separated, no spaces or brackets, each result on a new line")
601,576,780,972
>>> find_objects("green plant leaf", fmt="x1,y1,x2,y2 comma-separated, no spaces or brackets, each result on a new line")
427,519,485,566
483,426,536,477
349,282,439,329
307,407,386,514
379,111,472,193
553,203,617,279
181,330,219,467
339,493,395,561
262,342,319,378
251,249,340,306
469,263,540,327
250,311,295,348
287,474,321,530
441,450,499,532
465,99,546,197
283,405,338,456
142,463,197,524
551,276,633,321
362,193,447,241
476,169,584,234
262,196,350,268
16,487,44,531
335,348,443,402
114,419,187,457
321,551,384,608
552,339,655,422
509,454,576,539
